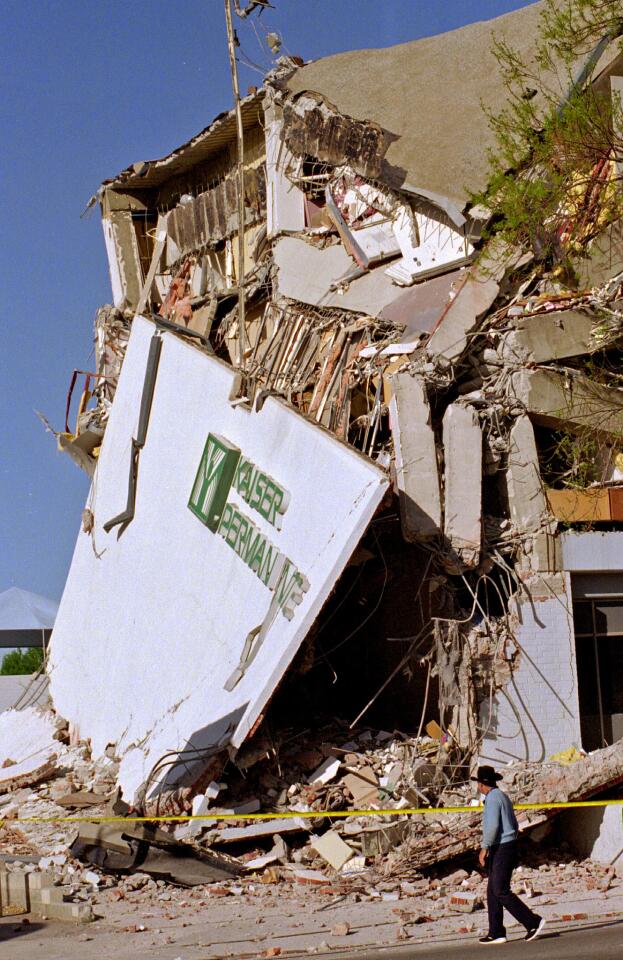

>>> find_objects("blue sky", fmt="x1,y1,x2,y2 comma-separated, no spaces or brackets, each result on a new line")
0,0,534,602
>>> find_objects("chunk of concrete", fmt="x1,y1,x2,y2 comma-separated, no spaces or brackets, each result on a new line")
499,310,598,364
273,236,410,317
308,756,341,786
443,404,482,569
426,271,499,362
389,373,442,540
0,869,29,913
360,819,409,857
213,817,310,844
506,416,549,534
509,368,623,437
574,218,623,289
342,767,379,805
449,891,480,913
32,900,94,923
311,831,355,870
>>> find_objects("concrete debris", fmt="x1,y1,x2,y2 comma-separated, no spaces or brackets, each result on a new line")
0,708,58,793
311,831,355,871
308,757,341,786
442,404,482,570
212,818,311,844
389,372,441,540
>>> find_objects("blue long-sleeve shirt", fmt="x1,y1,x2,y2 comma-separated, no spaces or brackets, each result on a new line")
482,787,518,849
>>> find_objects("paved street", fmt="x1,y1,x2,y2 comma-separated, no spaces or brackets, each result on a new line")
326,919,623,960
2,915,621,960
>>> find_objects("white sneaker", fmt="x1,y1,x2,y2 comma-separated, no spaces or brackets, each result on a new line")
524,917,546,941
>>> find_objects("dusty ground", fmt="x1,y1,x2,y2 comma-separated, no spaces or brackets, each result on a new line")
2,864,623,960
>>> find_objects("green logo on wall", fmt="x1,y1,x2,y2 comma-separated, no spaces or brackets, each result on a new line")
188,434,241,532
188,433,309,621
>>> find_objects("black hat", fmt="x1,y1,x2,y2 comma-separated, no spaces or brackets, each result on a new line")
471,765,503,787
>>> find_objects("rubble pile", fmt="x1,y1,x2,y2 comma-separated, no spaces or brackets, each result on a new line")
1,703,623,932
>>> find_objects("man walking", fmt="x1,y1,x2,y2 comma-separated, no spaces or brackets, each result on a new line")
473,765,546,945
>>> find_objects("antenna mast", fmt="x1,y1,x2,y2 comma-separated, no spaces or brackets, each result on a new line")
224,0,246,369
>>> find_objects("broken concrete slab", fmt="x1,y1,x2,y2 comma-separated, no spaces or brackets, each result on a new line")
390,737,623,873
244,850,280,871
389,372,442,541
508,367,623,436
379,268,461,335
575,219,623,289
308,756,341,786
426,269,499,363
311,831,355,871
342,767,379,806
442,404,482,569
499,310,600,364
0,708,58,794
213,817,310,844
292,867,332,886
70,816,242,884
273,236,413,317
506,416,549,534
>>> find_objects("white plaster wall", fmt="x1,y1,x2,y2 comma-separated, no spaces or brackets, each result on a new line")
101,217,124,308
49,316,387,801
481,574,582,764
561,531,623,571
264,99,305,236
562,805,623,876
0,675,49,713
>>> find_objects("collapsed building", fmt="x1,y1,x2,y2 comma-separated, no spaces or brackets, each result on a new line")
43,0,623,838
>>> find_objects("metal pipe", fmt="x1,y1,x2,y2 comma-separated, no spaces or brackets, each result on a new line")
591,601,607,748
224,0,246,369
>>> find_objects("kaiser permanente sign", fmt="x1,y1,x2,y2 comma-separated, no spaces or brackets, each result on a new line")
50,317,388,801
189,434,308,621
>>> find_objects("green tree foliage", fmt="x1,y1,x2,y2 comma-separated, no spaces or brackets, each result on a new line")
0,647,44,675
477,0,623,267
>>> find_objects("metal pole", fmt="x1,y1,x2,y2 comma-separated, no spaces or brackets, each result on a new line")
224,0,246,370
591,602,607,748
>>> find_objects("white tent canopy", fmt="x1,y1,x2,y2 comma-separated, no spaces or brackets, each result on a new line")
0,587,58,648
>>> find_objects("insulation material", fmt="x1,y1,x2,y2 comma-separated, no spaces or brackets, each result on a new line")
49,316,388,802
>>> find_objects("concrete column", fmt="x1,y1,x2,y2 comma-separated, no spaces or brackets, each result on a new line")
389,372,441,540
498,310,597,364
442,403,482,569
506,415,548,534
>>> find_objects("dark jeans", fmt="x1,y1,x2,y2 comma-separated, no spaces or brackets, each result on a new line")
486,840,540,937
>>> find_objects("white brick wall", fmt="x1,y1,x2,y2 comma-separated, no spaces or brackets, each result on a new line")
481,573,582,764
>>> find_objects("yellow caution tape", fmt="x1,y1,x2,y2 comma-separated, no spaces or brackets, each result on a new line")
2,799,623,824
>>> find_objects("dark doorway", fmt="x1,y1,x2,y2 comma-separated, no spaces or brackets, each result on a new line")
572,574,623,751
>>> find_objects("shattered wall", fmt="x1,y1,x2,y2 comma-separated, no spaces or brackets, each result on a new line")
481,575,582,764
